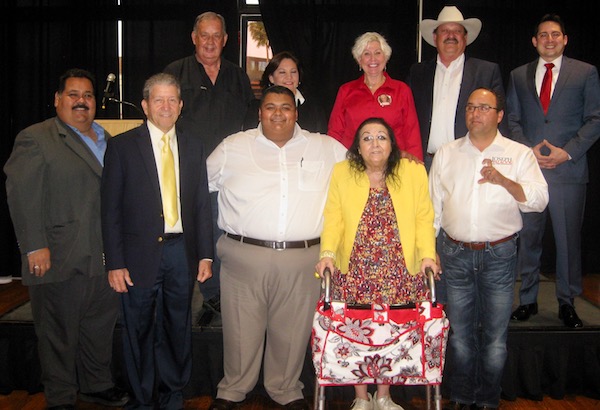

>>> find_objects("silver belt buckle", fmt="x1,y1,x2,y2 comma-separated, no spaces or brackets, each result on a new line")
274,241,286,251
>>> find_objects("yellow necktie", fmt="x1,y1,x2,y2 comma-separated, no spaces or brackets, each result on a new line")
161,134,178,227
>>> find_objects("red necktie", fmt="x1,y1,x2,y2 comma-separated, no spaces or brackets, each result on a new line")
540,63,554,114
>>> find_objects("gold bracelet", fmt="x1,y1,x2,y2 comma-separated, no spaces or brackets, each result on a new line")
319,250,336,260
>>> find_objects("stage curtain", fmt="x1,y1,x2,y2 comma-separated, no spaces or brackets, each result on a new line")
0,0,119,279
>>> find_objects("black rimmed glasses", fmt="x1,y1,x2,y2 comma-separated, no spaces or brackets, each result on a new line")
465,104,499,113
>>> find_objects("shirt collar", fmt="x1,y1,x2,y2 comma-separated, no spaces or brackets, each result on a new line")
256,123,305,147
462,130,505,153
147,120,176,145
295,89,305,106
436,53,465,72
537,55,563,71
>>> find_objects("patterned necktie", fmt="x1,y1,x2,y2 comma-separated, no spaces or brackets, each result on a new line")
161,134,178,227
540,63,554,114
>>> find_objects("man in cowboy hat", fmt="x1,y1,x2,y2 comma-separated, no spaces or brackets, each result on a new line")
408,5,505,172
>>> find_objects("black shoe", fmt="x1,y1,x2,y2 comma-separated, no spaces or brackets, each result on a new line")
510,303,538,321
197,305,214,326
48,406,75,410
205,295,221,313
283,398,309,409
210,398,241,410
79,386,130,407
559,304,583,328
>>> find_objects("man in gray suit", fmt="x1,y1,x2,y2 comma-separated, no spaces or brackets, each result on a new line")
408,5,505,172
4,69,129,409
507,14,600,328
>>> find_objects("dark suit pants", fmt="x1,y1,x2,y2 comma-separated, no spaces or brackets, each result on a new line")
120,236,193,410
517,183,585,306
29,274,119,407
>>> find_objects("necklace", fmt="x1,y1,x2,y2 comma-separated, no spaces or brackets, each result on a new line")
365,76,384,90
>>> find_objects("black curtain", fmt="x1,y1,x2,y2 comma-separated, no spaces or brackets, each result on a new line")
1,0,119,278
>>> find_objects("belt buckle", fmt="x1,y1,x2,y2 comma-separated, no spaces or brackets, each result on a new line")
274,241,286,251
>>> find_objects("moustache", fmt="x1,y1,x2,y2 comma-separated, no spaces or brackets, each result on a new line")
72,104,89,110
444,38,458,44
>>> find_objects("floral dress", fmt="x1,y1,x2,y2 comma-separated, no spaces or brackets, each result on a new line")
333,187,428,305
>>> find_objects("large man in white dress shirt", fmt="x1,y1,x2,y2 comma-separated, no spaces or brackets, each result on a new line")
206,85,346,410
429,88,548,410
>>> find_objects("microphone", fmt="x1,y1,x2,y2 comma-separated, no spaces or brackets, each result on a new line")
101,73,116,109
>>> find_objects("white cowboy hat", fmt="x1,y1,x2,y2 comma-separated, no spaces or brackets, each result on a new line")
420,6,482,47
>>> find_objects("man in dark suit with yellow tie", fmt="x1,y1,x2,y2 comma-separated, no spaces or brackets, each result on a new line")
507,14,600,328
101,73,213,409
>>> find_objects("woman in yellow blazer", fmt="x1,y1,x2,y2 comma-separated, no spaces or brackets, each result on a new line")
316,117,438,410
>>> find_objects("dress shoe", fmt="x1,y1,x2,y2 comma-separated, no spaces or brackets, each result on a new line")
476,406,497,410
48,406,75,410
209,398,241,410
79,386,130,407
284,398,309,409
559,304,583,328
510,303,537,321
197,295,222,327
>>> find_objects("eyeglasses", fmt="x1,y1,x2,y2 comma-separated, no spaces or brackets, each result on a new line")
466,104,499,113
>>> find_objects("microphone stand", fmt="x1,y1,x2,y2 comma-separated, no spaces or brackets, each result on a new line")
105,97,145,118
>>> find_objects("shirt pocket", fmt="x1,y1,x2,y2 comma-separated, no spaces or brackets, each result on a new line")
298,160,327,192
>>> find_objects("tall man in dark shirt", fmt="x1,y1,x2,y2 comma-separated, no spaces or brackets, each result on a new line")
164,11,254,325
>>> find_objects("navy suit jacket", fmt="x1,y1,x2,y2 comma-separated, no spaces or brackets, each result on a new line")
101,122,213,288
408,56,505,155
506,56,600,184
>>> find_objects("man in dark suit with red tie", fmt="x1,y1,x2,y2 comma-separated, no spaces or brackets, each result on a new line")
507,14,600,328
101,73,213,408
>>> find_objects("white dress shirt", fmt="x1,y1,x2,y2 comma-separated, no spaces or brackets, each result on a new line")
427,53,465,154
535,55,563,98
207,124,347,241
147,121,183,234
429,131,549,242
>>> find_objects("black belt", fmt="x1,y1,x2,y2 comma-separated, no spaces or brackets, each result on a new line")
446,234,516,251
162,233,183,241
225,232,320,250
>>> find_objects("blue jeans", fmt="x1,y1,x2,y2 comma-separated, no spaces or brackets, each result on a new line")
441,232,517,408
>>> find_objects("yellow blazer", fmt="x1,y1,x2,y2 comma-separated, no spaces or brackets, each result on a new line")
321,159,436,276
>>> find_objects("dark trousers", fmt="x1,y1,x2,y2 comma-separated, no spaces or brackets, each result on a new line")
121,236,193,410
29,274,119,407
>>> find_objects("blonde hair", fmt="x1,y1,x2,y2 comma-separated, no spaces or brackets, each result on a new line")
351,32,392,64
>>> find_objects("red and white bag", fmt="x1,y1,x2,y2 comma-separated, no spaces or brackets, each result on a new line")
311,300,449,386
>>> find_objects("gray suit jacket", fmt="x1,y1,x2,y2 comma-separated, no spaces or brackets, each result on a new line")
408,56,505,155
506,56,600,184
4,117,108,285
